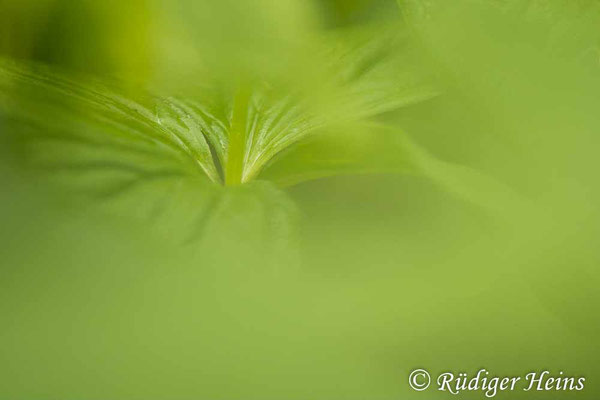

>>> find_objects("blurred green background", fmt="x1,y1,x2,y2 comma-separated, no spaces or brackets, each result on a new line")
1,0,599,399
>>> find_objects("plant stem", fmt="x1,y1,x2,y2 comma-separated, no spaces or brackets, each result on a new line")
225,86,250,185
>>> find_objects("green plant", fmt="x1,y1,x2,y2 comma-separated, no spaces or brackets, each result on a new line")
2,1,600,399
0,1,530,253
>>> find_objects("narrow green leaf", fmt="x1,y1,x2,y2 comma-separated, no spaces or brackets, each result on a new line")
225,86,251,185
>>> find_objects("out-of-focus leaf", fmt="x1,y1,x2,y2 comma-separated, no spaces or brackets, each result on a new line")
397,0,600,190
319,23,438,121
190,181,301,273
260,124,417,186
397,0,600,336
263,122,528,218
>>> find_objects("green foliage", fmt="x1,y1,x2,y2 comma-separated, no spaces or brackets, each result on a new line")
2,1,600,399
0,14,520,237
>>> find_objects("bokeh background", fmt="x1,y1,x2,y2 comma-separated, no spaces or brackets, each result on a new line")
1,0,599,398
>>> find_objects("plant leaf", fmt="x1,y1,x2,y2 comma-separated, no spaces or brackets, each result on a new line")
0,57,221,184
262,122,529,218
